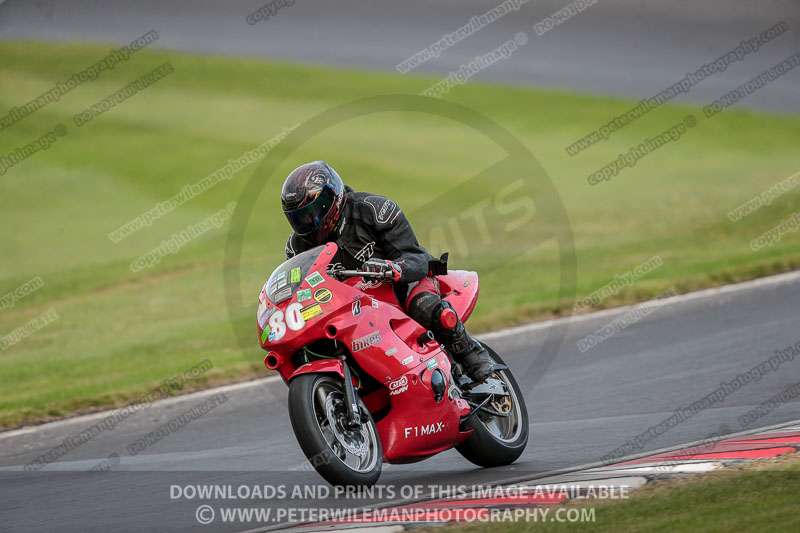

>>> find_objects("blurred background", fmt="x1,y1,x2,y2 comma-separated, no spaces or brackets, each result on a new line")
1,0,798,428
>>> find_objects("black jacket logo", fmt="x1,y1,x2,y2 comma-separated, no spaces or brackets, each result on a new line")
355,241,376,262
364,195,398,224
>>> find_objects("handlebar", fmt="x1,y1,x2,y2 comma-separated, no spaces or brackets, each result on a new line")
331,269,384,279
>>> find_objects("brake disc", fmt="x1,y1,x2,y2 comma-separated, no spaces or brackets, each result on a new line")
325,395,368,457
492,394,513,414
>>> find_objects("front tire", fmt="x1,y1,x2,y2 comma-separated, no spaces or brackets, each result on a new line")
288,374,382,486
455,344,529,467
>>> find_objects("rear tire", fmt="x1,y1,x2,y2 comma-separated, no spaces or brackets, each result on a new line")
288,374,382,487
455,344,529,467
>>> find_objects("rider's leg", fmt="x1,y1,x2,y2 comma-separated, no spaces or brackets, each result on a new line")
405,278,493,381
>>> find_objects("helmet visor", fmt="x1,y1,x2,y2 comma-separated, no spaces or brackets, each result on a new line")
284,185,335,235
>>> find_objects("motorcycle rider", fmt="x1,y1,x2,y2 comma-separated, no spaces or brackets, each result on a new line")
281,160,494,381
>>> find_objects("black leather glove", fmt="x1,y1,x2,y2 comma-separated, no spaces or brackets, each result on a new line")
362,258,403,283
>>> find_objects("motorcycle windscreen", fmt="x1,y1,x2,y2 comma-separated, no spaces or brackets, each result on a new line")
265,245,325,304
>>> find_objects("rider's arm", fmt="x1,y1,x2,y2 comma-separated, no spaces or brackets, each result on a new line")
285,233,310,259
367,196,434,283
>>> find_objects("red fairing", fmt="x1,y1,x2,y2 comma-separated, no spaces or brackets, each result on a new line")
289,359,344,380
437,270,480,323
257,242,478,464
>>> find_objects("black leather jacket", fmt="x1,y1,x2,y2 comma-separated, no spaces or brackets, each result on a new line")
285,186,434,284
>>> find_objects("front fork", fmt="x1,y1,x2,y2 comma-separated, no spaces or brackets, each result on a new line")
340,355,361,428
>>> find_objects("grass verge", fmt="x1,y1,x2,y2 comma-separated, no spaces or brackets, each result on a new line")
423,452,800,533
1,41,799,427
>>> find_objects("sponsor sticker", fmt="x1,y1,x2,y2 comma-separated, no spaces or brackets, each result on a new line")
371,298,380,308
260,325,271,344
290,267,302,283
352,330,382,352
305,271,324,287
358,279,383,291
257,301,269,328
272,286,292,302
352,300,362,317
389,375,408,396
273,271,288,289
297,288,312,302
401,355,414,366
314,288,333,304
300,303,323,321
258,304,276,329
426,358,439,370
404,422,445,438
385,347,398,356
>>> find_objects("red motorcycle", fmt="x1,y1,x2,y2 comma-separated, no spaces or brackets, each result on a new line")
258,242,528,486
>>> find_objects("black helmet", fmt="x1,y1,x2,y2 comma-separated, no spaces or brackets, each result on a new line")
281,161,346,244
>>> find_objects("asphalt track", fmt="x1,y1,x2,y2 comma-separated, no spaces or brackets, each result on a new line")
0,0,798,112
1,2,799,531
1,271,799,532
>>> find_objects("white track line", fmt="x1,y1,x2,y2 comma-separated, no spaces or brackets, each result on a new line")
2,269,798,440
251,418,800,533
0,375,281,441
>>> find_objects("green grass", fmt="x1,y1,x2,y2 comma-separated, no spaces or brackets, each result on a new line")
423,453,800,533
1,41,799,427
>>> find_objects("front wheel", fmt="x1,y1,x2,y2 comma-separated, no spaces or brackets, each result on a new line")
288,374,382,486
455,343,529,467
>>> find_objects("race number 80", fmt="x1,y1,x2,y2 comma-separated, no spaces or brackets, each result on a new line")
268,303,306,341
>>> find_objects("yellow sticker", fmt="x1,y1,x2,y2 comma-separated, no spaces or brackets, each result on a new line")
314,288,333,304
301,303,323,321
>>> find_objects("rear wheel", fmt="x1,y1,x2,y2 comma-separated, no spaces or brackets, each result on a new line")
288,374,382,486
455,344,529,467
